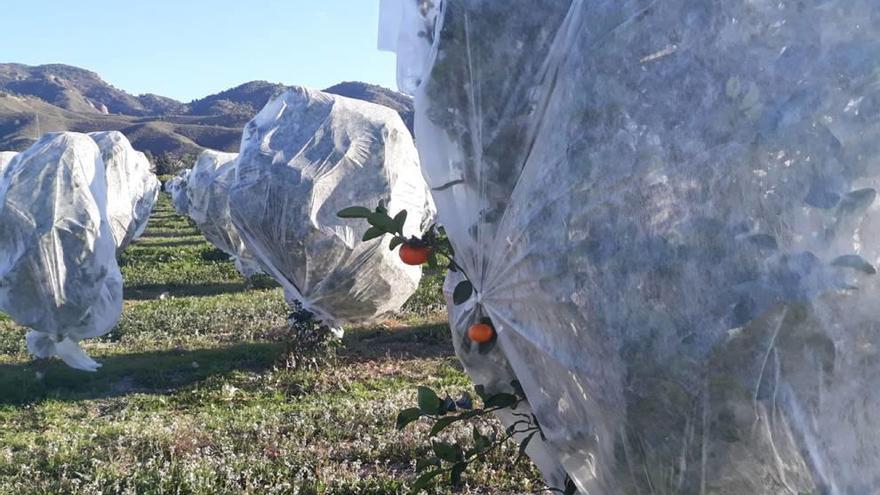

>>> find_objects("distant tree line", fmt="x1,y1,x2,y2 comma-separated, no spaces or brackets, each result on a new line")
143,150,198,176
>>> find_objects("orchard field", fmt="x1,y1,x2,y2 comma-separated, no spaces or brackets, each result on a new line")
0,194,539,494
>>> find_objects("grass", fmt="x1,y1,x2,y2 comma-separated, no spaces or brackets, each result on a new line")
0,194,540,494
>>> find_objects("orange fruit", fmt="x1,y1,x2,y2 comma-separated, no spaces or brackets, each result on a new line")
468,323,495,343
399,243,431,265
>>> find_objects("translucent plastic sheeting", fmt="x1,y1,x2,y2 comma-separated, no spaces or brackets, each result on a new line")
387,1,880,493
377,0,438,94
0,151,17,176
186,150,262,280
165,168,191,216
0,132,123,371
230,87,430,330
90,131,160,252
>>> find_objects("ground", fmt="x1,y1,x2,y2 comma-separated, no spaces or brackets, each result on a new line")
0,194,540,494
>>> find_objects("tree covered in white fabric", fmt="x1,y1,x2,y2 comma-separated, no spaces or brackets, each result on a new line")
381,0,880,493
0,133,122,371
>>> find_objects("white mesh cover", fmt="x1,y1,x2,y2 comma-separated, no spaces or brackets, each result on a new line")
377,0,439,94
229,87,430,328
90,131,160,252
391,1,880,493
0,132,123,371
0,151,17,176
165,168,191,216
186,150,262,279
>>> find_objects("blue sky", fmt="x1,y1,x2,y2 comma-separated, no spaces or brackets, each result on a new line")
0,1,398,102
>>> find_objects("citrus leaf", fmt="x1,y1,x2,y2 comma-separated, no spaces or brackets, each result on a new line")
516,430,538,464
473,384,489,402
831,254,877,274
393,210,408,235
417,386,442,415
452,280,473,305
337,206,372,218
485,393,518,409
473,426,491,451
432,441,462,462
396,407,423,431
564,477,578,495
839,188,876,213
389,236,405,251
450,462,467,487
411,469,442,493
367,211,395,231
362,227,385,242
416,457,441,472
427,250,440,269
511,380,525,397
430,416,459,436
442,394,457,412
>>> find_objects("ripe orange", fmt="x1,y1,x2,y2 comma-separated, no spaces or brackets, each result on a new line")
468,323,495,343
399,243,431,265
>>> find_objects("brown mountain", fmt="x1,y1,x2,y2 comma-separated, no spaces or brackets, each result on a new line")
0,63,414,169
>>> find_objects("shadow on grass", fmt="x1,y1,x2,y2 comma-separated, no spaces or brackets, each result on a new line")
339,321,455,363
124,278,279,300
124,283,250,300
0,342,283,406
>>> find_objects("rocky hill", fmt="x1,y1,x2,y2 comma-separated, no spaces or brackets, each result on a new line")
0,63,414,165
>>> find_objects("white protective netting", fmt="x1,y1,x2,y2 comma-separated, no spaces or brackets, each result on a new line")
165,168,191,216
229,87,431,330
0,132,123,371
0,151,17,176
90,131,160,252
186,150,262,280
385,0,880,493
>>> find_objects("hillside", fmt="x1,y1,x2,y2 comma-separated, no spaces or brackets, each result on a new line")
0,63,414,165
324,81,414,131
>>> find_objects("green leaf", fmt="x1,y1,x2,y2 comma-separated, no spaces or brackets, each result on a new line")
367,211,395,231
415,457,441,473
450,462,467,487
396,407,423,431
417,386,442,415
746,234,778,250
389,236,405,251
392,210,408,235
516,430,538,464
337,206,372,218
474,384,489,402
510,380,525,398
411,469,442,493
362,227,385,242
839,188,877,213
472,426,491,452
485,393,518,409
430,416,459,436
441,395,456,413
831,254,877,274
427,250,440,270
432,441,463,463
452,280,473,305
